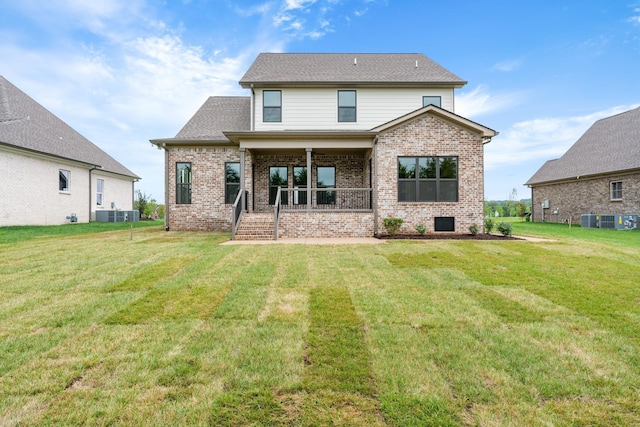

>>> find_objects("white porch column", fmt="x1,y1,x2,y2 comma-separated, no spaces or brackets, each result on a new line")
239,148,246,211
306,148,312,210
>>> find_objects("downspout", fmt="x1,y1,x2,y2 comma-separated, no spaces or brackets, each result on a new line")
164,144,170,231
89,165,103,222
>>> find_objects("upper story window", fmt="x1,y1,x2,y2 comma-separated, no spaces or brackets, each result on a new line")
59,169,70,192
422,96,441,108
338,90,356,122
176,162,192,204
263,90,282,122
96,179,104,206
610,181,622,200
398,156,458,202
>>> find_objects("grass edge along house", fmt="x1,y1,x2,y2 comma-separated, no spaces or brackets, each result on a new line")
151,53,497,239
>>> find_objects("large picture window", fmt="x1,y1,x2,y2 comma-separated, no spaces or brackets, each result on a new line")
398,156,458,202
263,90,281,122
225,162,240,204
176,162,192,204
338,90,356,122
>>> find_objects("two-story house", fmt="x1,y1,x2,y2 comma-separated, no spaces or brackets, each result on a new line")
151,53,497,239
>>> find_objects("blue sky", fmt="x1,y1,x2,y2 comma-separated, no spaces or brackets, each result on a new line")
1,0,639,203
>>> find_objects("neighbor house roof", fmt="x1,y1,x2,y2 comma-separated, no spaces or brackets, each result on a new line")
0,76,139,178
151,96,250,146
239,53,467,88
526,106,640,185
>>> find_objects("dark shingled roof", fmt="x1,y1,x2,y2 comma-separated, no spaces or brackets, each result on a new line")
526,107,640,185
239,53,466,87
173,96,251,141
0,76,139,178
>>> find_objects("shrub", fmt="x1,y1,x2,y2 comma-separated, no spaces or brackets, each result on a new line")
484,217,494,234
497,221,512,236
415,223,426,235
383,217,404,236
469,223,479,235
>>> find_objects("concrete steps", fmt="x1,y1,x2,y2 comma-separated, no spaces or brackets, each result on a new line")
234,213,275,240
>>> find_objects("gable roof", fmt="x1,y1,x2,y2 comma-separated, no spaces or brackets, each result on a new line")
372,104,498,138
526,106,640,185
151,96,250,146
0,76,139,178
239,53,466,88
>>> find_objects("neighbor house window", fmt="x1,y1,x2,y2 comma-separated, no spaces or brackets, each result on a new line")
263,90,281,122
422,96,441,108
59,169,70,192
610,181,622,200
225,162,240,204
176,162,192,204
96,179,104,206
338,90,356,122
398,156,458,202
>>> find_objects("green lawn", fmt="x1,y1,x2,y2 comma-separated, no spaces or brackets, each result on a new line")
0,222,638,425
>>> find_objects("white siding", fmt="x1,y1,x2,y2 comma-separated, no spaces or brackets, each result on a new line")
0,148,134,226
254,87,455,131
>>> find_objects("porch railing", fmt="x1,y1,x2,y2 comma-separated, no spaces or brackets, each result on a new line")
278,188,372,211
231,189,244,240
273,186,282,240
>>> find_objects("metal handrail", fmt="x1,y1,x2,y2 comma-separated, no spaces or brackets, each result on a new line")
279,188,372,211
231,190,244,240
273,186,282,240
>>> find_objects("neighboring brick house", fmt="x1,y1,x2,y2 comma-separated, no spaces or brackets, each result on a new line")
0,76,139,226
525,107,640,224
151,53,497,238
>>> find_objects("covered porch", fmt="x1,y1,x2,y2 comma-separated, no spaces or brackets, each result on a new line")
225,131,378,239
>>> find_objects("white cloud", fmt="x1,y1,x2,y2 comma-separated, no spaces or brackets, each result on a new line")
284,0,318,11
492,58,524,72
484,105,639,171
456,84,523,118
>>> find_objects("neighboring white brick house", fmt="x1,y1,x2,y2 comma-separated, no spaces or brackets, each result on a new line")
151,53,497,238
0,76,139,226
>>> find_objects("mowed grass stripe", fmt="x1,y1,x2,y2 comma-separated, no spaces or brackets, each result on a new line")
104,249,241,324
106,255,196,292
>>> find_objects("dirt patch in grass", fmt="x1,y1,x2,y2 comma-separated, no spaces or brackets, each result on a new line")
377,233,522,240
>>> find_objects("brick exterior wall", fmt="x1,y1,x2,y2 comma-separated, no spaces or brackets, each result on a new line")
165,113,488,236
375,113,486,234
167,146,249,231
530,172,640,223
278,211,374,238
